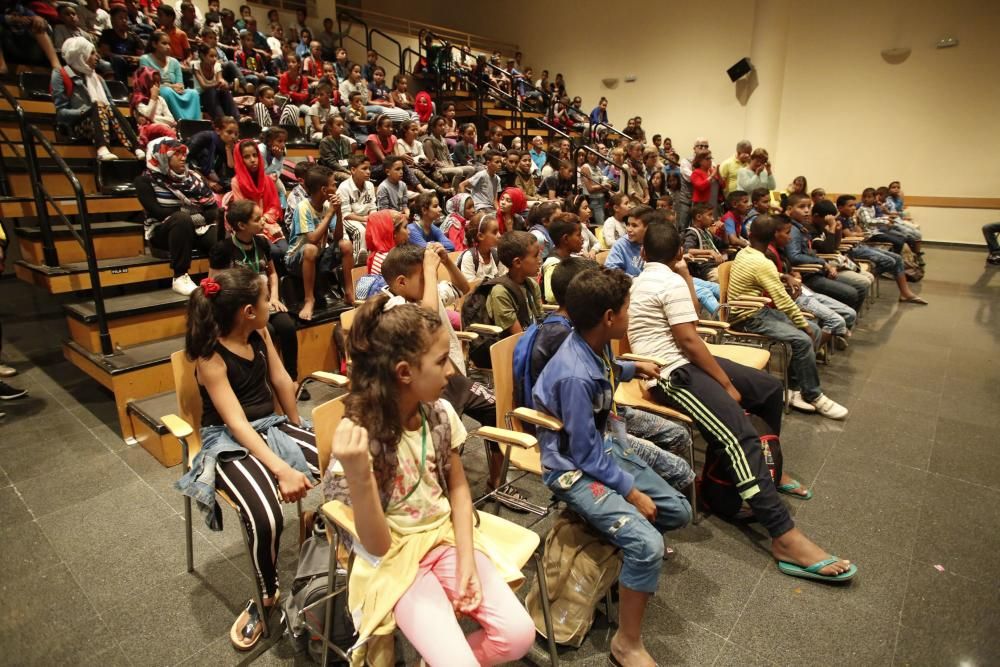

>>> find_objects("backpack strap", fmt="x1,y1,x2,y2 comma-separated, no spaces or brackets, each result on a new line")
497,275,533,329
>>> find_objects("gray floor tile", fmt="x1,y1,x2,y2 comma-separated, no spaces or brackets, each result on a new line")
936,391,1000,428
0,423,113,483
641,602,727,665
895,567,1000,667
795,451,926,558
911,472,1000,583
0,563,99,635
0,519,61,582
713,640,779,667
0,485,32,526
16,450,139,518
929,417,1000,490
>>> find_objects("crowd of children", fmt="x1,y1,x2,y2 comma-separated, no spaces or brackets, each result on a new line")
16,3,949,663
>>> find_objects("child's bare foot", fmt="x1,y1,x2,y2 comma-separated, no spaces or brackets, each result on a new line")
298,300,315,321
771,528,852,576
610,632,656,667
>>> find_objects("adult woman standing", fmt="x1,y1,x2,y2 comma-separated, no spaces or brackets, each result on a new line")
690,151,719,206
138,30,201,120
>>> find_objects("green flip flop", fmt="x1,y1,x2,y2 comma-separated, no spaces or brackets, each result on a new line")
777,479,813,500
777,557,857,582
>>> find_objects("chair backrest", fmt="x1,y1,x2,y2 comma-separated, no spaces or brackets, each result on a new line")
97,159,144,195
177,119,212,142
106,80,129,104
351,266,368,288
596,250,610,266
339,307,358,368
313,394,348,474
489,331,523,431
19,72,51,100
170,350,204,452
716,260,734,322
240,121,262,139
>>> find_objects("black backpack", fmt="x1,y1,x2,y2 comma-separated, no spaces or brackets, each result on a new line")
458,247,500,276
460,275,535,369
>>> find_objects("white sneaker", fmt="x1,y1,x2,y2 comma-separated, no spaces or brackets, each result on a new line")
787,390,816,413
0,364,16,378
172,274,198,296
810,394,849,420
97,146,118,161
134,148,145,160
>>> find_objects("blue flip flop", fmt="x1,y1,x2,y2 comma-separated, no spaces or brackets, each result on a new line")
777,479,813,500
777,557,857,582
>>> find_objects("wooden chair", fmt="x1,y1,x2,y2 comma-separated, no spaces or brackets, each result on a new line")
162,351,347,641
311,394,559,666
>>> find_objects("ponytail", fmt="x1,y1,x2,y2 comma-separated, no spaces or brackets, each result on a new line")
345,293,442,446
184,266,264,360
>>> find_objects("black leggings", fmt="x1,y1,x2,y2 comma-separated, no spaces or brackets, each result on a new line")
150,210,220,277
214,423,319,598
267,312,298,381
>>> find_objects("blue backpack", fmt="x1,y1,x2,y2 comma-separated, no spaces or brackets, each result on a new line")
512,313,572,411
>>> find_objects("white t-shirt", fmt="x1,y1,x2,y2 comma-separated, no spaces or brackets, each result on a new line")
628,262,699,375
436,281,466,375
602,217,626,248
459,248,506,283
336,178,376,220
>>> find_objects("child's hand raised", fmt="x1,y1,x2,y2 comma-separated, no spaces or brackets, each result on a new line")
423,245,443,272
331,418,371,479
454,558,483,614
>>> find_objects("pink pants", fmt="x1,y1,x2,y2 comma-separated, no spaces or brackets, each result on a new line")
393,545,536,666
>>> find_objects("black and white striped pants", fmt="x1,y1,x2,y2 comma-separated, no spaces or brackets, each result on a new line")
215,423,320,597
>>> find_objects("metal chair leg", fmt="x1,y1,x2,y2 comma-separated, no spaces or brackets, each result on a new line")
532,552,559,666
184,496,194,573
684,423,700,524
321,527,339,667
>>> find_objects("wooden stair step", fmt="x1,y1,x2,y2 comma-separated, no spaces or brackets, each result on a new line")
16,220,145,264
0,194,143,218
15,254,211,294
65,287,190,354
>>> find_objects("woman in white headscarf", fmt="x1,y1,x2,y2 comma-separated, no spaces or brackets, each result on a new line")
51,36,141,161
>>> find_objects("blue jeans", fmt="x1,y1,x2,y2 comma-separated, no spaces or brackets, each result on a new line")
693,277,720,316
803,272,863,312
736,307,822,401
620,405,694,490
543,435,691,593
797,292,855,335
850,244,904,277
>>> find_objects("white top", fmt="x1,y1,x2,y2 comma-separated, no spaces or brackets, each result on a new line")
459,248,506,282
336,178,376,220
602,217,626,248
395,137,428,165
136,96,175,127
628,262,699,376
436,282,466,374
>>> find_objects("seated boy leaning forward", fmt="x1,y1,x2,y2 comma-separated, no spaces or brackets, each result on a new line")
629,221,857,583
284,165,351,321
521,257,694,491
531,267,692,667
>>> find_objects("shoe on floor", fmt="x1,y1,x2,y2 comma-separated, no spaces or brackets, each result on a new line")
298,386,311,401
0,381,28,400
96,146,118,161
172,274,197,296
810,393,849,420
0,363,16,378
787,390,816,413
987,253,1000,266
833,335,849,351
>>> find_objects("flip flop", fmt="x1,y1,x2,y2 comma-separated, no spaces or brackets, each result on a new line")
899,296,928,305
777,557,857,582
777,480,813,500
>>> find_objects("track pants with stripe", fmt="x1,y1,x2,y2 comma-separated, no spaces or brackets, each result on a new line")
650,358,794,539
215,423,320,597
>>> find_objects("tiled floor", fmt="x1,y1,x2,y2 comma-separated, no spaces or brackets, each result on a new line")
2,247,998,666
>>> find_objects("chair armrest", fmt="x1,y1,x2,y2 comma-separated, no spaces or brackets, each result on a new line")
614,382,693,424
309,371,349,387
475,426,537,449
816,254,840,260
732,295,772,305
620,352,669,367
455,331,479,342
541,303,558,312
321,500,359,541
794,264,823,274
697,327,720,339
511,407,564,431
162,414,193,439
698,319,731,330
726,299,768,309
802,311,816,319
467,323,503,335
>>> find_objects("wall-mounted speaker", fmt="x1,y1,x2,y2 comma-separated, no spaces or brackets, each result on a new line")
727,57,753,82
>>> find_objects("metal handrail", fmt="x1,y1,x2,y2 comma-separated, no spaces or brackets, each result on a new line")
26,125,112,355
401,47,422,77
0,85,56,263
368,28,403,77
346,6,518,54
590,121,630,145
532,117,582,195
336,11,369,52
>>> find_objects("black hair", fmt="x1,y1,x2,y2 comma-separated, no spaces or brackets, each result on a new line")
483,149,502,163
785,192,810,208
836,194,856,207
255,85,274,100
213,115,237,130
552,257,599,306
381,244,424,285
197,42,212,57
225,199,256,230
861,187,877,197
642,220,681,264
347,153,369,170
627,204,653,220
751,187,770,203
200,26,216,38
464,213,496,249
527,200,560,229
221,8,234,20
549,213,580,248
315,82,332,95
749,214,789,244
459,122,476,135
726,189,749,207
382,155,404,172
345,293,442,447
109,4,127,18
497,230,536,268
293,161,313,181
185,266,264,360
638,208,670,227
261,125,287,147
157,4,175,19
565,268,632,331
812,199,837,217
412,191,439,219
691,203,713,220
305,165,333,194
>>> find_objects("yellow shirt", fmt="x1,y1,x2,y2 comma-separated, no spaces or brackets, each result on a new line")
384,400,467,535
719,154,746,195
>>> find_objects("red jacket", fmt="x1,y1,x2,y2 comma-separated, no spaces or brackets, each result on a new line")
279,72,310,105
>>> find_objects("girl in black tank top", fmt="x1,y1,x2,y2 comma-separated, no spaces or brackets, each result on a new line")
182,266,317,652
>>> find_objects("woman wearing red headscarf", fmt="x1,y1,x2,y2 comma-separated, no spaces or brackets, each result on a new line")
226,139,285,264
496,186,527,234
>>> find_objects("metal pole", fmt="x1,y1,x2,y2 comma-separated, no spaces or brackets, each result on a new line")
22,129,59,267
